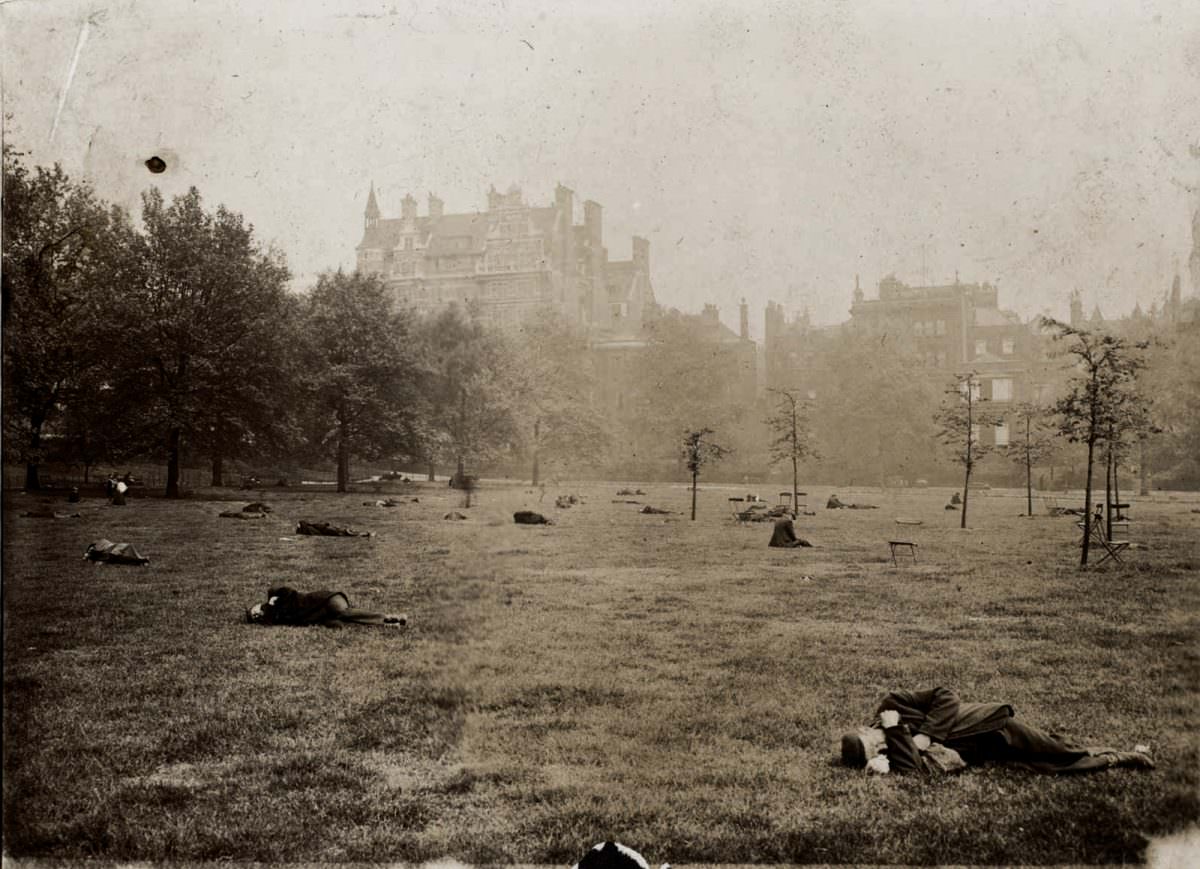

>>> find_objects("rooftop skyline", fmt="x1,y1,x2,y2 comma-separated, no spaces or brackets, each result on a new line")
5,0,1198,336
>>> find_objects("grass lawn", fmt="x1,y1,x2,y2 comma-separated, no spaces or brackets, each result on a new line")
3,479,1198,865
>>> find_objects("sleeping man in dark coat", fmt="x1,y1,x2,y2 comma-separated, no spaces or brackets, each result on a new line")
840,686,1154,775
245,586,406,627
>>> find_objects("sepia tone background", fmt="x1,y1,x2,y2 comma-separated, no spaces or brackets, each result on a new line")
4,0,1198,334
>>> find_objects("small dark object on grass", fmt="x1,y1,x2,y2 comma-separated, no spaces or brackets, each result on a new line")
572,841,668,869
295,520,372,537
769,517,813,548
616,488,647,496
612,499,642,504
556,494,584,508
364,498,401,507
84,539,150,565
220,510,267,520
444,511,467,521
245,586,406,628
945,504,956,511
67,487,81,503
640,505,674,515
950,491,962,505
514,510,554,525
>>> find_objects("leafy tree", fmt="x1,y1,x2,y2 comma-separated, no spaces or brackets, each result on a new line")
1041,318,1148,566
109,187,294,497
1140,330,1199,489
297,270,422,493
2,147,133,489
683,427,731,520
414,304,519,486
810,331,941,487
936,371,1000,529
508,310,611,485
765,388,817,512
627,312,748,475
1003,402,1057,517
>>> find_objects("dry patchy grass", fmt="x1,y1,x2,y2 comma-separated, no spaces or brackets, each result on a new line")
3,480,1198,864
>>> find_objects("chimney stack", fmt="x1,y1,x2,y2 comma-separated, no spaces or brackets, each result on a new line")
584,200,603,247
428,193,443,220
401,193,417,221
739,297,749,340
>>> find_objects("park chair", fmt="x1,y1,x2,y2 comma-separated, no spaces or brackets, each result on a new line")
1076,517,1130,567
889,540,918,565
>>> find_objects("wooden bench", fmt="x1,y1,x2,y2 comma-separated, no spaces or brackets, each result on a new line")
889,540,918,565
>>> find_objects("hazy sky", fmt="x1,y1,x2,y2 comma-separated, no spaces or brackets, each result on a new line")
5,0,1199,334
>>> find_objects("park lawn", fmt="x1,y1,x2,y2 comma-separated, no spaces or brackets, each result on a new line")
3,480,1198,865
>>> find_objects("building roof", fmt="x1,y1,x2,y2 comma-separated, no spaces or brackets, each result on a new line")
973,307,1021,327
358,206,559,253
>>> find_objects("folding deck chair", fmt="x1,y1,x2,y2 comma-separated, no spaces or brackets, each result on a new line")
1077,517,1130,566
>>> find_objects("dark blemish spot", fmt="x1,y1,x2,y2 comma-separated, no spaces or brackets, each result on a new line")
145,156,167,174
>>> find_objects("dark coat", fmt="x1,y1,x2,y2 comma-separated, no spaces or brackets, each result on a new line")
261,587,347,625
875,686,1014,742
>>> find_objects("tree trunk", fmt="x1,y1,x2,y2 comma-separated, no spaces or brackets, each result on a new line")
166,426,182,499
211,453,224,488
791,456,798,517
1113,450,1121,527
1139,439,1150,496
960,466,970,529
1026,451,1033,517
1105,445,1113,542
24,416,43,491
1080,436,1096,567
337,426,350,493
427,460,435,482
531,418,541,486
691,470,698,520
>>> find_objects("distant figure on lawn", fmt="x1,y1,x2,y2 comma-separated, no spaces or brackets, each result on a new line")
826,493,877,510
245,586,407,627
514,510,554,525
840,686,1155,775
572,841,669,869
84,539,150,565
111,479,128,506
768,517,813,548
295,520,372,537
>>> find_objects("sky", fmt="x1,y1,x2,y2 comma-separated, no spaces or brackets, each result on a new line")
4,0,1199,335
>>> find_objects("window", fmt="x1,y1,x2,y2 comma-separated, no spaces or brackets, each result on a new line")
994,422,1010,447
914,321,925,337
992,378,1013,401
1002,337,1015,355
974,339,987,357
936,320,946,336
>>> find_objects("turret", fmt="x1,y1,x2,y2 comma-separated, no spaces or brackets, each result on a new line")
401,193,417,221
364,183,380,230
1069,289,1083,326
428,193,443,220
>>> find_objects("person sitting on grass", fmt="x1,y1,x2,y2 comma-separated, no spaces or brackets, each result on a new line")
840,685,1155,775
768,516,813,548
245,586,407,628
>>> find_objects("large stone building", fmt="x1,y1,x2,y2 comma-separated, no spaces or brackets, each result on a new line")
355,182,655,332
766,274,1042,448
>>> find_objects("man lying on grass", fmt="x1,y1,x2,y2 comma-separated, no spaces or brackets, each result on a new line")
246,586,407,628
841,686,1154,775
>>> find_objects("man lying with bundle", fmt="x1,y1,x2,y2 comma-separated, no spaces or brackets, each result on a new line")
840,685,1154,775
246,586,407,628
